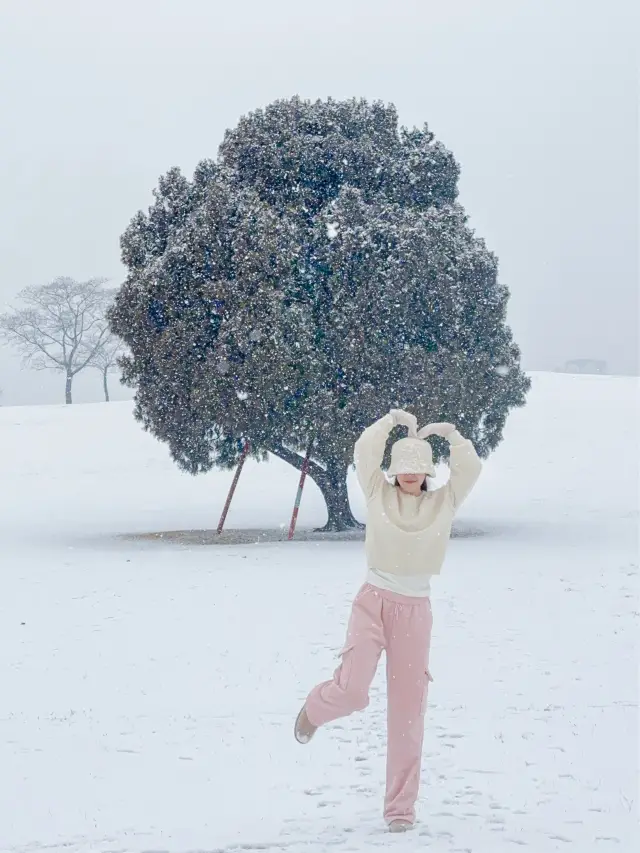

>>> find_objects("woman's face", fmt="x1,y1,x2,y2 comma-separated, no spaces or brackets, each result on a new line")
396,473,427,492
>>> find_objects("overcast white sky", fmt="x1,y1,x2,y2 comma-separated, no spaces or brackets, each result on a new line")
0,0,637,405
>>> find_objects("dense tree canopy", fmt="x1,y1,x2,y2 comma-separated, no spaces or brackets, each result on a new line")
111,97,530,529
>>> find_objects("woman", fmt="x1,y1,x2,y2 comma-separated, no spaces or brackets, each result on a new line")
294,408,482,832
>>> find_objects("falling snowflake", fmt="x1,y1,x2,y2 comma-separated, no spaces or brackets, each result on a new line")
495,365,510,377
326,222,339,240
236,390,249,401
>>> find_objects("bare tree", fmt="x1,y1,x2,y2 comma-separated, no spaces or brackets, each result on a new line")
0,277,112,404
79,288,125,402
86,325,124,402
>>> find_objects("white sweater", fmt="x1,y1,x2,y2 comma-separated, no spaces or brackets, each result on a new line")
354,413,482,597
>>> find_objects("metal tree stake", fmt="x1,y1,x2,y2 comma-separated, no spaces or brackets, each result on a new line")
288,439,314,541
217,440,250,534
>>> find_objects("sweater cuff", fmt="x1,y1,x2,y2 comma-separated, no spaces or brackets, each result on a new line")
447,429,467,446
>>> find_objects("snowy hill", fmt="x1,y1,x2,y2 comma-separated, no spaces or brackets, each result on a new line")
1,372,636,543
0,372,638,852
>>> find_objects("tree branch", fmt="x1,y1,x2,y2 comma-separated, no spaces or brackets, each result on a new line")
0,323,67,369
266,442,328,484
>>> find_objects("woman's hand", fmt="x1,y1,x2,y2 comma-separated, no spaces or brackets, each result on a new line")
417,422,456,440
389,409,418,436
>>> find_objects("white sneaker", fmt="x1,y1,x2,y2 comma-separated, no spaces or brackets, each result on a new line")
388,819,413,833
294,706,317,744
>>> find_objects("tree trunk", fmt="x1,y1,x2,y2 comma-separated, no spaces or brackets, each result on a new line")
103,369,110,402
268,444,363,533
312,465,364,532
65,372,73,404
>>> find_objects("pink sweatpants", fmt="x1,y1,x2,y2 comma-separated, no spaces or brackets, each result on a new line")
305,583,433,824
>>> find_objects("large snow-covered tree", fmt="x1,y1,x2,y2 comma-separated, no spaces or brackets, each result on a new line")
110,97,529,530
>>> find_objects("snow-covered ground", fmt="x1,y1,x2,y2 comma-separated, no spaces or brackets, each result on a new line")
0,373,638,852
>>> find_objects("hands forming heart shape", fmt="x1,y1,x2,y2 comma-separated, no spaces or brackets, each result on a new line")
389,409,455,440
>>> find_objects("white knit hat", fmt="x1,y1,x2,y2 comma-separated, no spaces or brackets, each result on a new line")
387,437,436,477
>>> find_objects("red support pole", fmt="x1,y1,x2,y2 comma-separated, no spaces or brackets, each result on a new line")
288,440,314,541
217,440,250,534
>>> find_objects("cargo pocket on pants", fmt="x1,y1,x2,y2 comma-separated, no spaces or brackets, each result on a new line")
337,645,355,690
420,668,434,716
